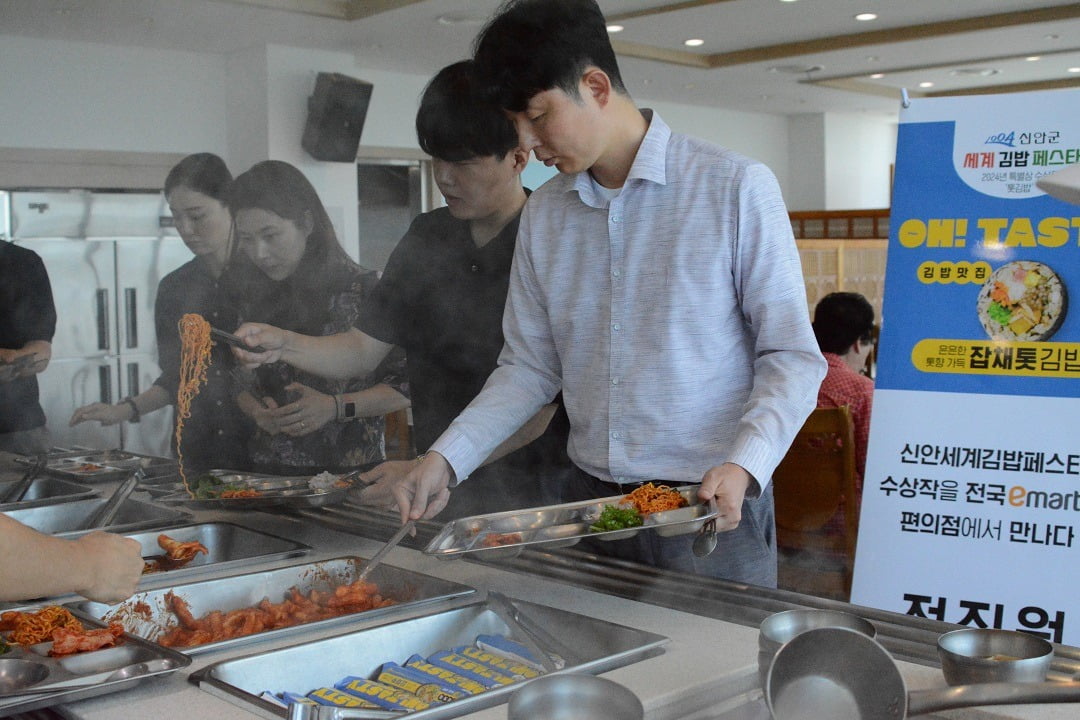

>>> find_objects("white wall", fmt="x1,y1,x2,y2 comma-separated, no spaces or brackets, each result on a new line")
0,35,227,155
824,113,897,210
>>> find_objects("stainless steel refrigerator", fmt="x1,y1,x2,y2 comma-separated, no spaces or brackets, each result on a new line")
2,190,190,455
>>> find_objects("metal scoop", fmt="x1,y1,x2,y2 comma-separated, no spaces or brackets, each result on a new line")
0,658,178,698
766,627,1080,720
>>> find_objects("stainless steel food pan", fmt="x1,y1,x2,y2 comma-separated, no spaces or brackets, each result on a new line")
131,522,311,583
0,604,191,717
0,476,97,511
192,595,669,719
70,556,477,655
3,497,191,537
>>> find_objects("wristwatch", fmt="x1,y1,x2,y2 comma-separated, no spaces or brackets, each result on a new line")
343,400,356,420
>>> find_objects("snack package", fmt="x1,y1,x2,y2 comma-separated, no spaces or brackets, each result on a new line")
376,661,466,704
306,687,381,708
404,654,489,696
335,676,430,712
450,645,542,680
425,649,519,688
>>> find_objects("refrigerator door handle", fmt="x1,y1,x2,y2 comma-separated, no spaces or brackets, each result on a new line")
99,365,112,405
95,288,110,351
126,362,140,397
123,287,138,349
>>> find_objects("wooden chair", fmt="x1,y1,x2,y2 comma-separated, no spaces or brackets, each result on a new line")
773,405,860,601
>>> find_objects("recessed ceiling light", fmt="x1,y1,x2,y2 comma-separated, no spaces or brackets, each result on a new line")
865,55,879,63
606,24,624,33
436,14,484,26
869,73,885,79
778,0,798,3
1045,34,1060,41
919,81,935,88
1025,56,1041,62
684,38,705,47
854,12,878,21
1069,67,1080,74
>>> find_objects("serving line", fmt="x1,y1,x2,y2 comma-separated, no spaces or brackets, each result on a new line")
5,455,1076,720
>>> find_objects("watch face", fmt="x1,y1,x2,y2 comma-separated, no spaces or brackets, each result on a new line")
345,401,357,418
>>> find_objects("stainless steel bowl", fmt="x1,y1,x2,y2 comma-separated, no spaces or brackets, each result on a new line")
937,628,1053,685
758,608,876,687
508,674,643,720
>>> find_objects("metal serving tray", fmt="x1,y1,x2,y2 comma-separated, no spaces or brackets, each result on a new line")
192,595,669,720
0,604,191,717
70,556,477,655
153,471,352,510
425,485,718,560
0,475,98,511
25,450,177,484
132,522,311,582
3,497,191,537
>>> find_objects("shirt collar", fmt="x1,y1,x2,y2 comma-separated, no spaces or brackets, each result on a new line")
572,109,670,204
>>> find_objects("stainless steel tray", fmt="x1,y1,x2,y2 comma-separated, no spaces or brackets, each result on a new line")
0,604,191,716
425,485,718,560
192,595,669,719
3,497,191,537
22,450,177,483
0,475,98,511
153,471,353,510
70,556,477,655
132,522,311,582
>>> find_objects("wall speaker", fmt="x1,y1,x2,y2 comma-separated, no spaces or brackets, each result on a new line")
301,72,373,162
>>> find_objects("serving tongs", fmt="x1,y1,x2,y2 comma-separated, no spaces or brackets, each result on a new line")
287,703,404,720
486,591,575,672
355,519,415,583
79,469,143,530
0,453,46,504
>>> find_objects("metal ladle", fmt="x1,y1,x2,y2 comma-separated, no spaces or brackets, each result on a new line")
766,627,1080,720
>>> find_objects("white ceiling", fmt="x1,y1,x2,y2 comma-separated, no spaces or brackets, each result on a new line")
2,0,1079,118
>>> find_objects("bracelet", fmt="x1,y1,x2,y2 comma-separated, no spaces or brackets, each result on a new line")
123,397,140,423
334,393,344,421
414,453,427,464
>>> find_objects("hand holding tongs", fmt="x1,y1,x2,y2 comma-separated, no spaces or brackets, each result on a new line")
80,468,143,531
0,453,46,504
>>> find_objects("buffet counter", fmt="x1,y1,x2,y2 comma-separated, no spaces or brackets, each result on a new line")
3,454,1079,720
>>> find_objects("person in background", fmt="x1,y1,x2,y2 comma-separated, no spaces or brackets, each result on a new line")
812,291,876,496
0,241,56,455
0,514,142,603
227,160,409,475
380,0,826,587
70,153,255,473
233,61,572,518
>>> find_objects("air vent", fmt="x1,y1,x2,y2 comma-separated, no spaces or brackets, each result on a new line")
950,68,1000,77
768,64,824,74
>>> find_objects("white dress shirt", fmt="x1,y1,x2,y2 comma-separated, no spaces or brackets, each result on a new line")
432,111,826,492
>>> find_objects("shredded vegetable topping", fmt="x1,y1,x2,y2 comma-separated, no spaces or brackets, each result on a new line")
622,482,688,515
176,313,213,497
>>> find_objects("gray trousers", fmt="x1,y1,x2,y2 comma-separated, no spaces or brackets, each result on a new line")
561,467,778,588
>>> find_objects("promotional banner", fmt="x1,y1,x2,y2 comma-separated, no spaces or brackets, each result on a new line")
850,88,1080,645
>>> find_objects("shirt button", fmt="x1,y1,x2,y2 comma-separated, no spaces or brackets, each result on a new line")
216,400,223,407
611,431,620,440
216,429,224,436
470,264,479,273
612,269,621,278
611,377,619,385
612,323,620,331
610,215,621,223
616,476,626,483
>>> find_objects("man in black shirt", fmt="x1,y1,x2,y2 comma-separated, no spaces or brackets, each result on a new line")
0,242,57,454
233,60,570,518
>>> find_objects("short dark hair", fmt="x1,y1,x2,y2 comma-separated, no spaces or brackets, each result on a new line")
164,153,232,201
416,60,520,162
812,292,876,354
473,0,627,112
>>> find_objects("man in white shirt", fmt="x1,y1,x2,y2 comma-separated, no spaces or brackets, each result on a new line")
368,0,826,586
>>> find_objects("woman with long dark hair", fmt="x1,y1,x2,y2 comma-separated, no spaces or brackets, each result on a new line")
228,160,408,474
71,153,254,472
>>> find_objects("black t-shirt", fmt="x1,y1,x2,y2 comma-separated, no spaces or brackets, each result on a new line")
357,205,571,505
0,243,57,433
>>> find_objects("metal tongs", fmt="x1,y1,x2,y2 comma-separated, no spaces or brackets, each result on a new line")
0,453,46,504
486,591,574,672
79,468,143,531
355,520,415,583
287,703,403,720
